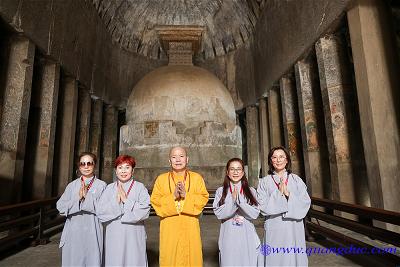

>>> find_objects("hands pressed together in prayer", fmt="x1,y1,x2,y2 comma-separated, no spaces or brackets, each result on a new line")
174,181,186,200
79,180,87,201
231,186,238,201
117,182,128,204
279,178,290,198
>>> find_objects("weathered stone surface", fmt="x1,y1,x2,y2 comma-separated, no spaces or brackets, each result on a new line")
268,85,284,148
120,120,242,187
18,1,52,50
121,64,242,188
58,0,81,78
279,73,304,176
233,43,257,108
54,77,78,195
316,35,352,203
0,0,164,108
75,87,92,155
89,23,108,98
126,65,237,130
246,105,260,185
0,29,10,127
316,33,368,207
0,35,35,204
76,1,98,88
29,61,60,200
254,0,351,99
258,98,270,177
89,98,103,176
101,105,118,183
0,0,259,109
90,0,262,60
195,43,256,110
348,0,400,216
295,55,331,198
0,0,20,27
225,53,240,109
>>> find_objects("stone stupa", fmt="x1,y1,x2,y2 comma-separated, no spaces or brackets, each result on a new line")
120,26,242,189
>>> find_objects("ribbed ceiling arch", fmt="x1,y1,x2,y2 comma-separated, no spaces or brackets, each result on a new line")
90,0,266,60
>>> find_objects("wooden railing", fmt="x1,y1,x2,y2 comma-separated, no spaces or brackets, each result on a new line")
0,190,216,251
0,197,65,251
203,191,216,215
0,190,215,251
307,197,400,263
1,190,399,264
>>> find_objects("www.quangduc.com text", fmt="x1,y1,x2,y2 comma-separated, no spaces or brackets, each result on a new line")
260,244,397,256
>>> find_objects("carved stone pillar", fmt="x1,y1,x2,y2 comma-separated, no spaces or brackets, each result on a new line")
258,98,270,177
280,74,304,176
295,55,330,198
246,105,260,185
54,76,78,195
0,36,35,204
102,105,118,183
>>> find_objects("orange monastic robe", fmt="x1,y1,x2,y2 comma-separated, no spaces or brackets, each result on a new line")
151,170,209,266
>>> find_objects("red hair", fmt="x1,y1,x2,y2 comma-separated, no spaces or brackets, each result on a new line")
114,155,136,168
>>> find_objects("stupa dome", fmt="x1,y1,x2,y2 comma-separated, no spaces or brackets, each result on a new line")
121,64,241,188
126,65,236,131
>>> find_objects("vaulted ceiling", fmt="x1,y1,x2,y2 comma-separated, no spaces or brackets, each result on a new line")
90,0,266,60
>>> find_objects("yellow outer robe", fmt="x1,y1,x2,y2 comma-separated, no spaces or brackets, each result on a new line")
151,170,209,267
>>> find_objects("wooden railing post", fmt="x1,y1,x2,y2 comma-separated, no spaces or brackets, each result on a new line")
33,206,49,246
38,207,45,244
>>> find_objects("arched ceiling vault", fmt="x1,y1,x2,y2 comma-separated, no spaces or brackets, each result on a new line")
90,0,266,60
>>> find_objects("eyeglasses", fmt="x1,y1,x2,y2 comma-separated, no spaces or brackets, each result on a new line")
228,168,243,173
80,161,94,167
271,156,287,161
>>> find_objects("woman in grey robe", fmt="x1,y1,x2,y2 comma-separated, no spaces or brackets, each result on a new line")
97,155,150,267
57,152,106,267
213,158,260,267
257,146,311,267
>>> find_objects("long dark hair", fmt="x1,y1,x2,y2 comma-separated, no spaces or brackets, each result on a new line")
267,146,292,175
218,158,258,206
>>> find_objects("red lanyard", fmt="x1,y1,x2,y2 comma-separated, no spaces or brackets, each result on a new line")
169,170,188,185
272,175,288,190
81,176,95,191
120,179,135,196
229,183,243,194
168,170,191,193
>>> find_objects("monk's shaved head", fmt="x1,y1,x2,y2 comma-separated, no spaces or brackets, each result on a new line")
169,146,187,157
169,147,189,172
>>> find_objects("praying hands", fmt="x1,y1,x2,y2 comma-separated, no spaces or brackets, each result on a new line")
231,186,238,201
174,181,186,200
279,178,290,198
117,182,128,204
79,180,87,200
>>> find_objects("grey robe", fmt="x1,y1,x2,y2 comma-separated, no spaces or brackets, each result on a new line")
97,179,150,267
213,182,261,266
257,172,311,267
57,177,106,267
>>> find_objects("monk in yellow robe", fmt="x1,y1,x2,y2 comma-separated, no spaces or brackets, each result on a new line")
151,146,209,266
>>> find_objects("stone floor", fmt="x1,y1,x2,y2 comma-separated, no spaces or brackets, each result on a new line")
0,215,396,267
